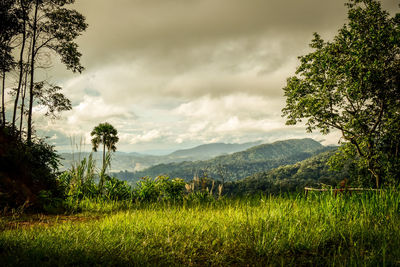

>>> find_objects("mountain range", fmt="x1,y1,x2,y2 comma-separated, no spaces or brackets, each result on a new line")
59,141,262,172
124,138,333,182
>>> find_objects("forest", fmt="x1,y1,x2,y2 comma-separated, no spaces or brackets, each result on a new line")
1,0,400,265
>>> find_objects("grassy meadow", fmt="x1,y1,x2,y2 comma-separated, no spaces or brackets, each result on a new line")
1,192,400,266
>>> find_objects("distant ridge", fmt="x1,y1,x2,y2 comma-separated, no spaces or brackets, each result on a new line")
59,141,263,172
168,141,262,159
134,138,327,181
213,138,323,162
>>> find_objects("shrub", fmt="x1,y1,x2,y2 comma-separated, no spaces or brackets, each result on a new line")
134,176,186,202
135,177,160,202
103,175,132,201
60,153,99,200
0,126,64,211
157,176,186,201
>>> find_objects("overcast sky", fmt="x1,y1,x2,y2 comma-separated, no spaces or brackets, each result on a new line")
34,0,399,154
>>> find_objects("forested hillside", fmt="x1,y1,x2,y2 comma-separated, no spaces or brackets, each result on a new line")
224,148,370,195
132,139,330,181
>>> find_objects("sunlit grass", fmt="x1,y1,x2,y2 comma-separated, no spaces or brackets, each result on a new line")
1,192,400,266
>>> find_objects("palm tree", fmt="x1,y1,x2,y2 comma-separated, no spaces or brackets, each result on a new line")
91,122,119,187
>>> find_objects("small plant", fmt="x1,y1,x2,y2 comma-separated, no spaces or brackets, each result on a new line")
60,152,99,200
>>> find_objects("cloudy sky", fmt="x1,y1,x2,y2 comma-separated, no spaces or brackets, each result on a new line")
35,0,399,154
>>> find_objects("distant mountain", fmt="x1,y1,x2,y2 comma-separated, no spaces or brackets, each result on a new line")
133,138,329,181
59,141,263,172
168,141,262,159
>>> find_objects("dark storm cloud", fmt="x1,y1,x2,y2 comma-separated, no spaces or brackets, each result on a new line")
74,0,350,67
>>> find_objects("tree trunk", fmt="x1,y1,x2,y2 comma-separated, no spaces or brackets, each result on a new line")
1,71,5,127
368,167,381,188
12,1,27,130
27,0,39,144
100,142,106,189
19,67,28,137
103,142,106,169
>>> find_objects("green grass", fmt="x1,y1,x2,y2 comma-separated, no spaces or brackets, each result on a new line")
1,192,400,266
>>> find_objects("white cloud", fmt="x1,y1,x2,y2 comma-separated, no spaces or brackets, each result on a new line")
129,130,162,144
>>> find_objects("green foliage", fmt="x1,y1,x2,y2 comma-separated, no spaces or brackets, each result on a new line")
0,126,64,211
134,176,186,202
156,176,186,201
34,83,72,119
103,175,132,201
282,0,400,187
59,153,99,200
59,151,133,203
0,0,19,73
37,190,65,214
135,177,161,202
90,123,119,154
186,191,215,204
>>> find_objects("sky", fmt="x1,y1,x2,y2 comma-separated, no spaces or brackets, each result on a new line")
34,0,399,154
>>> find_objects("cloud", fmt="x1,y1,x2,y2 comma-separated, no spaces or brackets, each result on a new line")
129,130,163,144
34,95,136,145
34,0,399,152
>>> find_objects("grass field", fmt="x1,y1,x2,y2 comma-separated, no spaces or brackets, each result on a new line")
1,192,400,266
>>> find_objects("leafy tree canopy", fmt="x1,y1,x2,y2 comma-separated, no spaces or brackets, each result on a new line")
91,122,119,154
282,0,400,187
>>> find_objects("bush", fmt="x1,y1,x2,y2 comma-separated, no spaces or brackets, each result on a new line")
0,126,64,211
103,175,132,200
60,153,99,200
157,176,186,201
135,177,161,202
134,176,186,202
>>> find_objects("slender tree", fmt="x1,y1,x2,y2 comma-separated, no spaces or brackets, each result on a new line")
11,0,29,130
26,0,87,143
0,0,20,127
91,123,119,187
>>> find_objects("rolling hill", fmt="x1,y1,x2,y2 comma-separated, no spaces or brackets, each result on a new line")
223,146,373,195
224,149,344,195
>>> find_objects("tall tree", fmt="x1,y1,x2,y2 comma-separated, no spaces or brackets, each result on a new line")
26,0,87,143
91,123,119,187
282,0,400,187
11,0,29,130
0,0,20,127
